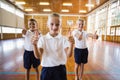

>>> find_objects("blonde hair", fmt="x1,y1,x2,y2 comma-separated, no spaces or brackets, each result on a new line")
47,13,61,26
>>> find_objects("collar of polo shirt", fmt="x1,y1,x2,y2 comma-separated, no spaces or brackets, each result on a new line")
46,32,61,39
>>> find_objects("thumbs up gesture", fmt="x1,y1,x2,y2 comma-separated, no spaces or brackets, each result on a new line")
93,31,99,39
68,31,74,45
23,25,26,30
31,29,39,45
22,26,27,35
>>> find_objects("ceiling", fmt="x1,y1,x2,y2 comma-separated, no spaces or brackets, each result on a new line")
6,0,109,14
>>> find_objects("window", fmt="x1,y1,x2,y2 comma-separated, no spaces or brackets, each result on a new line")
116,27,120,35
0,26,1,33
2,27,16,33
0,1,15,14
16,28,22,33
15,10,24,18
2,27,22,33
0,1,24,18
109,0,120,26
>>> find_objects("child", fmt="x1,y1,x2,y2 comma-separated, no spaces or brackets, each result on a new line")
72,19,98,80
32,13,74,80
22,19,41,80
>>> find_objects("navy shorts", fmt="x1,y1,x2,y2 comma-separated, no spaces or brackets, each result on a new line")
41,65,67,80
23,50,40,69
74,48,88,64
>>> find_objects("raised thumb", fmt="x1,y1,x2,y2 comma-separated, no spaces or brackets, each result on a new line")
35,30,39,37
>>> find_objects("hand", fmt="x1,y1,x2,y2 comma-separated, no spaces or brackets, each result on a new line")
31,30,39,45
93,35,99,39
93,31,98,39
23,25,27,30
79,32,83,40
22,26,27,35
34,21,38,30
34,21,40,35
68,36,74,45
75,32,83,40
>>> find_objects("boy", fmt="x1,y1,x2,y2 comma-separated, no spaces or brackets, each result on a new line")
22,19,40,80
72,19,98,80
32,13,74,80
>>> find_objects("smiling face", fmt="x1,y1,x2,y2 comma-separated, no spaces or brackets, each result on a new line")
28,19,37,32
77,19,84,31
47,13,61,36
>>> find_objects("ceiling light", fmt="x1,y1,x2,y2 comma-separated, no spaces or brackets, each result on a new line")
61,9,69,12
85,4,94,7
15,1,26,4
25,9,33,11
79,10,87,13
63,3,72,6
39,2,50,5
43,9,51,12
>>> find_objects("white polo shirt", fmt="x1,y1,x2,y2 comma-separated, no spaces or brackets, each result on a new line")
23,30,42,51
23,30,34,51
37,33,70,67
72,29,88,49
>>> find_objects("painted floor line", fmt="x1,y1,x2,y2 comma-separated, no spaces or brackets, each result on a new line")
0,71,120,75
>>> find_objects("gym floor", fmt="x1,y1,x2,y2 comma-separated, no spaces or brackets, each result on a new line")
0,38,120,80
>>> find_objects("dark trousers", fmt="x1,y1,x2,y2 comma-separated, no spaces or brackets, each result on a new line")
41,65,67,80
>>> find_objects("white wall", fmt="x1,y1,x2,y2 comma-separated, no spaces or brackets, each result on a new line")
17,16,24,28
1,8,16,27
0,8,2,25
0,0,24,28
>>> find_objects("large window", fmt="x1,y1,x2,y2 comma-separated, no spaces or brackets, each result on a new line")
0,1,15,14
110,0,120,26
0,1,24,18
2,27,16,33
2,26,22,33
0,0,24,33
87,0,120,36
116,27,120,35
87,13,96,33
15,9,24,18
87,6,108,35
0,26,1,33
16,28,22,33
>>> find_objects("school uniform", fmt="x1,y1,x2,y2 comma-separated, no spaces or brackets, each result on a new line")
37,32,70,80
23,30,40,69
72,29,89,64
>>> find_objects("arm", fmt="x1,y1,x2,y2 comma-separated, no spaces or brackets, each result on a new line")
87,31,98,39
75,32,83,40
22,26,27,35
32,31,43,59
65,36,74,57
33,44,43,59
65,44,73,57
22,29,27,35
72,30,83,40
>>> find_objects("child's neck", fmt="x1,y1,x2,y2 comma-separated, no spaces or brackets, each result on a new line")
29,29,34,32
78,29,82,32
50,33,58,37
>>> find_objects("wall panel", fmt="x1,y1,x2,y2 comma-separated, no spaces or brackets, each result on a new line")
25,15,87,36
1,8,16,27
0,8,2,25
17,16,24,28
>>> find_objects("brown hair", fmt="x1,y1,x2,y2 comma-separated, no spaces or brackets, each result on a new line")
29,18,37,22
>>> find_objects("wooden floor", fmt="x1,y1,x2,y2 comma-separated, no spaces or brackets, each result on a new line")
0,38,120,80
